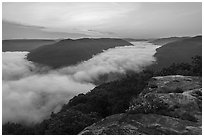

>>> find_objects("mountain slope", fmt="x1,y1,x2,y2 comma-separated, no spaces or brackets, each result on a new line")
2,39,57,52
27,38,132,68
123,38,149,42
150,36,202,70
149,37,189,45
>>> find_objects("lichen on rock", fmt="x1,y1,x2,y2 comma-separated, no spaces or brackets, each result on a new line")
79,75,202,135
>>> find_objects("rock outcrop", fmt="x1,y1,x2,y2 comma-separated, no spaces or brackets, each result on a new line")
79,75,202,135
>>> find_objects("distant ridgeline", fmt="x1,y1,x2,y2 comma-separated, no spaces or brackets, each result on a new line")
149,36,190,45
2,39,57,52
149,35,202,71
3,36,202,71
27,38,132,68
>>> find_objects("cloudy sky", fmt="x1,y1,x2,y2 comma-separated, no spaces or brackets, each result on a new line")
2,2,202,39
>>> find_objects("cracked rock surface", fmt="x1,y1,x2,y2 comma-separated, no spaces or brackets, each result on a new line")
79,75,202,135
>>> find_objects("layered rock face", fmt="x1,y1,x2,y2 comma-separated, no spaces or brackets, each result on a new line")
79,75,202,135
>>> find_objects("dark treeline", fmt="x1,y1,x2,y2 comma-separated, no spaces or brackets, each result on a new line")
2,56,201,135
154,56,202,76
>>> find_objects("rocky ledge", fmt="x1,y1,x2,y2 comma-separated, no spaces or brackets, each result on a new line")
79,75,202,135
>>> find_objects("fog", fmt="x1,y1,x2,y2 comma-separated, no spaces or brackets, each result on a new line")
2,42,159,124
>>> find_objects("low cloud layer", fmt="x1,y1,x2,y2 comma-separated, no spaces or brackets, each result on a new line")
2,42,159,124
59,42,159,82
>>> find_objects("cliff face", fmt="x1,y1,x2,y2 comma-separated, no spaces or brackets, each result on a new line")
79,75,202,135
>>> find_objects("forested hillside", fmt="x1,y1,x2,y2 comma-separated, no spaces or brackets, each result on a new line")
27,38,132,68
149,36,202,70
2,39,57,51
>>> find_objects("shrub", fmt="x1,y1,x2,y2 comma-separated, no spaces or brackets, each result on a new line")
154,55,202,76
173,88,184,93
127,94,168,114
43,109,100,135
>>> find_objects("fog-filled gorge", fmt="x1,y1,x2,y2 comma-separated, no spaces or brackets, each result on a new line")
2,42,159,124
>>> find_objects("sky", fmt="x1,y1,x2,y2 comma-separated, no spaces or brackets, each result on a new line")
2,2,202,39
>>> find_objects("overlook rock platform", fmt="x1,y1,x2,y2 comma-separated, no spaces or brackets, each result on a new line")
79,75,202,135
